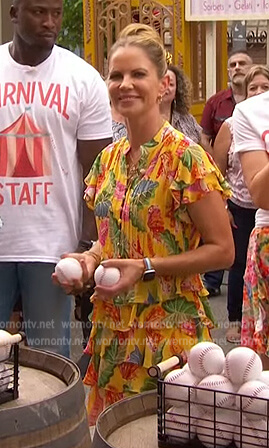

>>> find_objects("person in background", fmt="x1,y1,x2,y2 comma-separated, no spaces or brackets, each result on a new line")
201,50,252,154
160,65,201,143
214,65,269,342
111,103,127,142
201,50,253,298
233,71,269,369
0,0,112,357
54,23,234,424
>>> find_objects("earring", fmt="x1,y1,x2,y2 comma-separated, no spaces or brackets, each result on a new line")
157,94,163,104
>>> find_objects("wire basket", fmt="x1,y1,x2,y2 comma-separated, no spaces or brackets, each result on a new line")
149,357,269,448
0,343,20,405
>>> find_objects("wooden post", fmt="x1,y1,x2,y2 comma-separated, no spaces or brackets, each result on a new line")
83,0,96,66
206,21,217,100
173,0,191,73
216,21,228,92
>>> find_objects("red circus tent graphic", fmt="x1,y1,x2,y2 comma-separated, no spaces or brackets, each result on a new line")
0,112,51,177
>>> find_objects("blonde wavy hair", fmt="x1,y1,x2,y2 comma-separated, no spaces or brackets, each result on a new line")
243,64,269,98
109,23,167,79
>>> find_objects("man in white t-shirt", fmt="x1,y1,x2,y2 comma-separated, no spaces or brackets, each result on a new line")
0,0,112,357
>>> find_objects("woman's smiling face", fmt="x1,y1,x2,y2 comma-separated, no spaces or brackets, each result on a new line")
108,45,167,120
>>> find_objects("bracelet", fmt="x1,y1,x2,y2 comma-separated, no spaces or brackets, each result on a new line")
78,239,94,251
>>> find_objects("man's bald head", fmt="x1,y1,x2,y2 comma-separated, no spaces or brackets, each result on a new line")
10,0,63,60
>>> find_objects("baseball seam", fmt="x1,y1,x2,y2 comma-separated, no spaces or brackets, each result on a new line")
198,347,217,376
199,424,229,441
217,396,232,406
224,358,232,381
215,424,233,440
167,372,196,384
97,267,105,285
57,263,81,281
199,408,234,436
199,380,233,406
240,385,267,411
251,426,266,444
235,422,265,444
167,372,186,382
166,373,196,398
243,353,256,382
56,266,67,282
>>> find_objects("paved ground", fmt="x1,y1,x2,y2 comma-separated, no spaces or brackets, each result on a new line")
209,272,235,355
70,270,234,364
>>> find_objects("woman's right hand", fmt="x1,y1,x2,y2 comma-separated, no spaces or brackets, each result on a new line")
52,252,97,295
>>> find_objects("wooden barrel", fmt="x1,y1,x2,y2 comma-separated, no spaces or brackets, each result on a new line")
0,347,91,448
92,391,157,448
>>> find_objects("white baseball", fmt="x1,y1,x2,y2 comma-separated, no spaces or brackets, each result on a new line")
165,404,198,443
234,415,267,448
94,265,120,287
55,258,83,283
0,345,11,362
0,363,9,392
182,362,191,372
164,367,199,407
196,408,236,448
235,380,269,420
224,347,263,386
259,370,269,386
188,342,225,379
196,374,236,409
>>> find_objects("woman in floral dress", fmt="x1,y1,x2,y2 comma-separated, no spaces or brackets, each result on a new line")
55,24,234,424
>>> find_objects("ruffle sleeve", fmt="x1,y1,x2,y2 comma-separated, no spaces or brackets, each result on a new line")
84,142,116,210
84,153,102,210
169,143,231,209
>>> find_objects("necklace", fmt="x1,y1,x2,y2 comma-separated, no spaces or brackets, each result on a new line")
127,149,141,181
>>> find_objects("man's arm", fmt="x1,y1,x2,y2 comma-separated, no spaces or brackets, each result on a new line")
77,138,112,247
239,150,269,210
200,98,215,154
213,122,232,175
200,131,213,154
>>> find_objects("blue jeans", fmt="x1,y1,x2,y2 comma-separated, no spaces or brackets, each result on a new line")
227,201,256,322
0,262,71,358
204,270,224,289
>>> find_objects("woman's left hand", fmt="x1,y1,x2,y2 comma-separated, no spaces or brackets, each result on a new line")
94,258,144,299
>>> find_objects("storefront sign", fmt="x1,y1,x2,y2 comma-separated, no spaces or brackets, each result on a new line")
186,0,269,21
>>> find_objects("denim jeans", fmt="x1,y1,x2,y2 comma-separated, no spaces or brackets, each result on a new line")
0,262,71,358
227,201,256,322
204,270,224,289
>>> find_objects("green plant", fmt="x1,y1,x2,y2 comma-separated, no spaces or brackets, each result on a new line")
57,0,83,53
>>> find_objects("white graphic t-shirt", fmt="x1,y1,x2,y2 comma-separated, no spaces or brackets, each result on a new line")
233,92,269,228
0,43,112,262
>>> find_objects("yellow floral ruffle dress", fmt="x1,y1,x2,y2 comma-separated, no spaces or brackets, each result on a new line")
83,122,230,425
